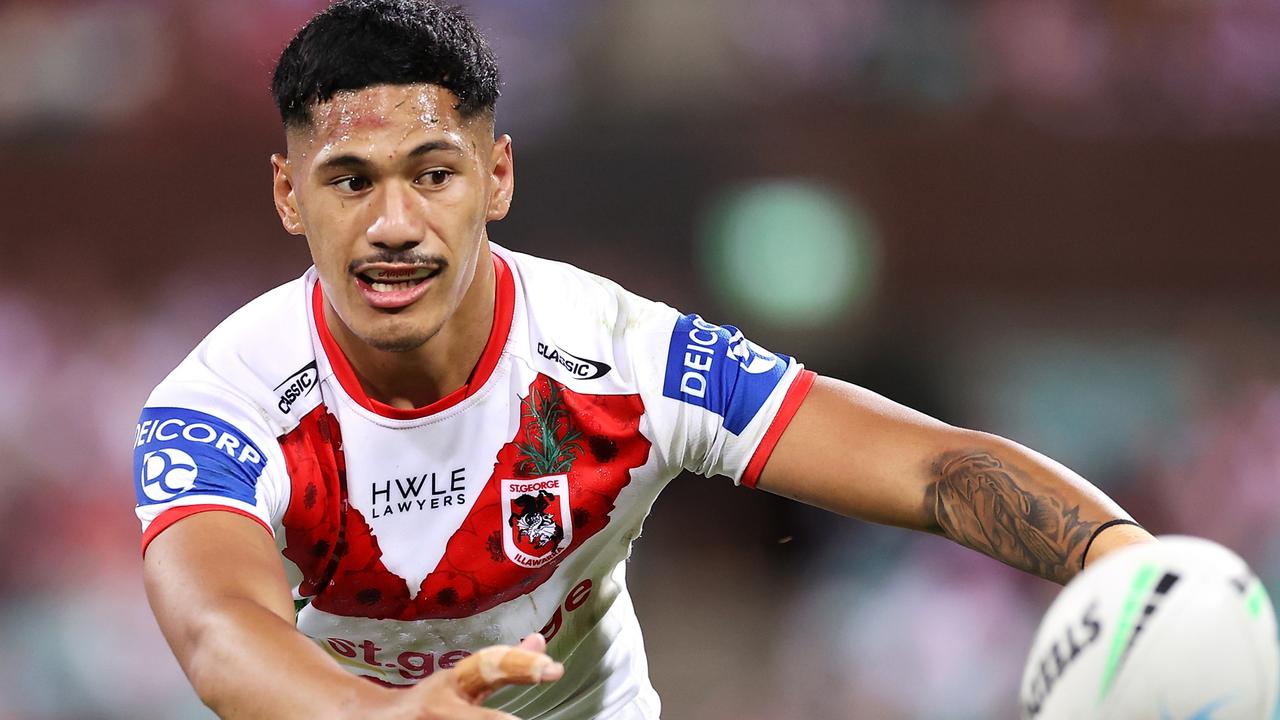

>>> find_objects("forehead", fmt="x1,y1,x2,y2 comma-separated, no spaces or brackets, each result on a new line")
289,84,483,160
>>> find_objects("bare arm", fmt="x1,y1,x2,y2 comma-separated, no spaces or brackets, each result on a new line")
757,376,1154,584
144,512,561,720
145,511,376,718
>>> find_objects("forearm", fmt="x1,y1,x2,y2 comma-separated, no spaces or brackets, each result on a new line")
924,430,1152,585
178,597,388,720
753,378,1155,584
143,513,395,720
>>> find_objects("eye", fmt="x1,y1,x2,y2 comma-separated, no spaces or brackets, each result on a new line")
419,169,454,187
332,176,371,193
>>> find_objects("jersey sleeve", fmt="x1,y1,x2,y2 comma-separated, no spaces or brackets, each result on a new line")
132,381,289,553
627,303,816,487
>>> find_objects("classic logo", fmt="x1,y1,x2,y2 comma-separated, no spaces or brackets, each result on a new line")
275,361,319,414
501,476,573,568
139,448,199,502
536,342,611,380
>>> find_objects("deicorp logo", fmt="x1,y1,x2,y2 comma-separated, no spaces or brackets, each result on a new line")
662,314,789,434
139,448,199,502
133,408,267,507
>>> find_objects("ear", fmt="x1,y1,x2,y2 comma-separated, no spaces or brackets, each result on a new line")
486,134,515,222
271,154,306,235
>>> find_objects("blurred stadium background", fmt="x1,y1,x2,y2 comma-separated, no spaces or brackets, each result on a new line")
4,0,1280,718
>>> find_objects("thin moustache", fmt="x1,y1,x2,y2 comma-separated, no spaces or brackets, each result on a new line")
348,253,449,274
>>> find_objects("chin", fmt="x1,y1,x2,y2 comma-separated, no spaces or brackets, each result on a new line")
363,333,431,353
357,317,439,353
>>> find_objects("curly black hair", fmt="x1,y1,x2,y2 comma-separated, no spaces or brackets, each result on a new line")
271,0,500,128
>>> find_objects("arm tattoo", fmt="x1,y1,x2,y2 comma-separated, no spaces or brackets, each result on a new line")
929,452,1098,584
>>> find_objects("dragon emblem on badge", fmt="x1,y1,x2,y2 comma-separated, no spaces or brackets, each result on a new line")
509,489,565,549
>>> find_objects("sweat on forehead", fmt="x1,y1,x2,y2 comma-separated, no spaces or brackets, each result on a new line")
288,83,491,140
306,85,448,131
285,84,494,154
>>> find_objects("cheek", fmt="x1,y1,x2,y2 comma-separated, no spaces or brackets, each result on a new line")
302,200,365,250
423,189,484,238
304,228,351,275
458,185,493,229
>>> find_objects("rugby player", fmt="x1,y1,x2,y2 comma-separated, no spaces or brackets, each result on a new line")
133,1,1155,718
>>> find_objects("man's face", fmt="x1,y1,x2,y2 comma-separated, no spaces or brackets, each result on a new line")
272,84,513,353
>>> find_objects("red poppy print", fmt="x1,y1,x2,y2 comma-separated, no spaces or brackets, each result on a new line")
280,376,649,621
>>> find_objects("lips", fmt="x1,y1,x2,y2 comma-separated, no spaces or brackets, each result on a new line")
352,264,442,309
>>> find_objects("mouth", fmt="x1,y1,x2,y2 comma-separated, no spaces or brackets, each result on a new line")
352,264,443,309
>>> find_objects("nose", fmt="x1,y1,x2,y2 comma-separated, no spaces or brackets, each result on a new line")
366,181,424,251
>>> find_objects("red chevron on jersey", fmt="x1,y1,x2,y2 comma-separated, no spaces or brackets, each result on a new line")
284,375,648,621
280,406,347,599
418,376,648,619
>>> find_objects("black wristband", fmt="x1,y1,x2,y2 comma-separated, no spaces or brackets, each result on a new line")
1080,519,1144,570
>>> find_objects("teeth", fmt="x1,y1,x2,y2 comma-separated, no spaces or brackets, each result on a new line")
370,280,416,293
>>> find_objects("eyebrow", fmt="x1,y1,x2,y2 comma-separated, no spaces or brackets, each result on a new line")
315,140,465,173
408,140,465,158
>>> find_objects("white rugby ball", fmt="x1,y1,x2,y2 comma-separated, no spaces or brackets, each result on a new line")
1020,536,1279,720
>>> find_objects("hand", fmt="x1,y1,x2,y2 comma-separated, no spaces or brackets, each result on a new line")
389,634,564,719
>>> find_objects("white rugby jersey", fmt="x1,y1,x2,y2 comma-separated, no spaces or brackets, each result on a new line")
132,244,815,720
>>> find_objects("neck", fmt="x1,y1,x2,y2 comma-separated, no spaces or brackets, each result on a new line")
325,244,497,411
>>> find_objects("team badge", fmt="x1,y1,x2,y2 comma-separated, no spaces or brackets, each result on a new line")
501,475,573,568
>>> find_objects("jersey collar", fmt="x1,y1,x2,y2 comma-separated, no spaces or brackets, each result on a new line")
312,252,515,420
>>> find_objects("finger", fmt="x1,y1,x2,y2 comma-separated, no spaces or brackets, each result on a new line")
454,646,564,701
517,633,547,653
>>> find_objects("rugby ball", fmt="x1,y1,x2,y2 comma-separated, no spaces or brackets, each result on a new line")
1020,536,1279,720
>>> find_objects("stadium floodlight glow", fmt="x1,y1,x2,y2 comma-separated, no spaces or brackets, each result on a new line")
699,179,879,328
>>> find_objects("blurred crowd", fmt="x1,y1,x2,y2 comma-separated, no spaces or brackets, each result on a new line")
4,1,1280,718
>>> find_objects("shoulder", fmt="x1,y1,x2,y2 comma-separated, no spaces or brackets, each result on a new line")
497,246,680,389
146,272,318,437
500,246,679,340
